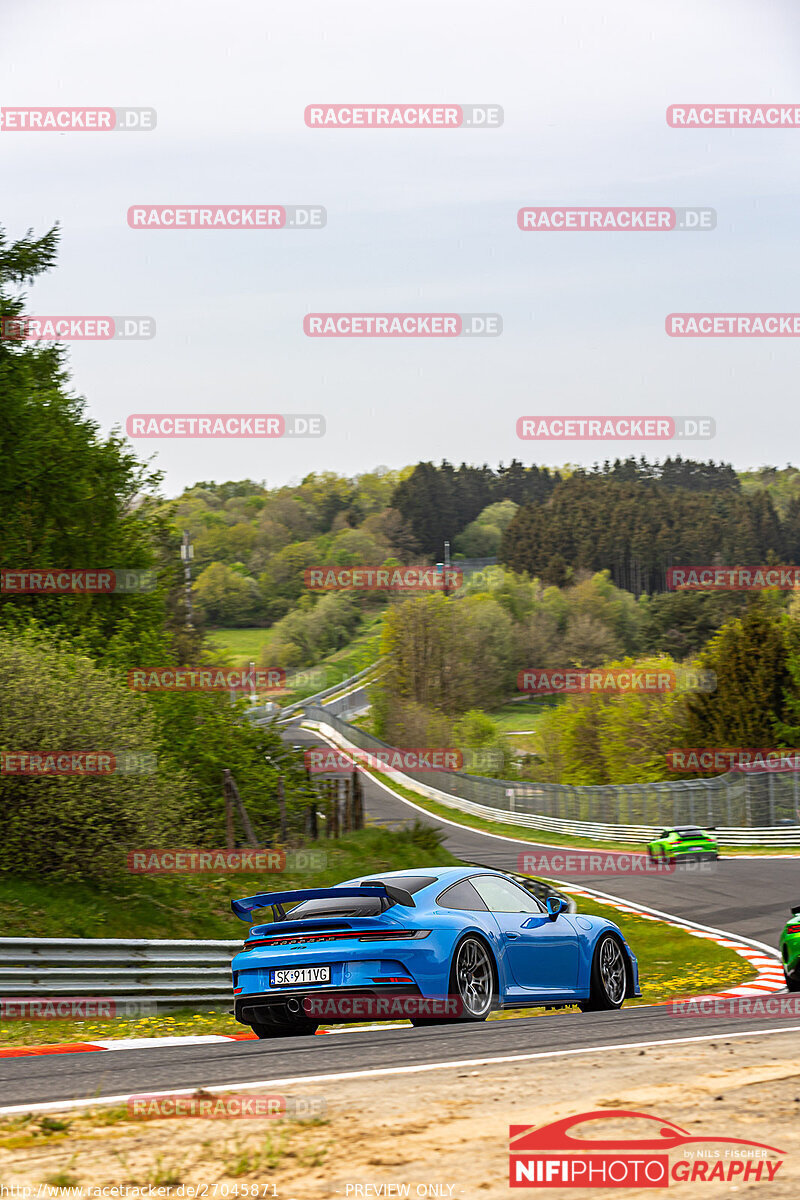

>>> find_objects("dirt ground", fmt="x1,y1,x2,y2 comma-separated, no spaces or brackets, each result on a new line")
3,1031,800,1198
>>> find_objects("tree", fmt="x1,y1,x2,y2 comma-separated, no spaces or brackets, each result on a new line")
0,223,169,662
686,598,791,750
193,562,261,626
154,690,315,847
454,500,519,557
533,655,693,784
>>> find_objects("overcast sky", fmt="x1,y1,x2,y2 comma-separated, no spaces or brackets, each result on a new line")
3,0,799,495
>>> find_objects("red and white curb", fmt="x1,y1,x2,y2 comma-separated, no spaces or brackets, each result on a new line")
0,1024,404,1059
560,880,785,999
0,1032,256,1058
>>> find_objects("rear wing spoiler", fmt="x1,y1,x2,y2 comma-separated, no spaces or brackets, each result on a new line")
231,881,416,922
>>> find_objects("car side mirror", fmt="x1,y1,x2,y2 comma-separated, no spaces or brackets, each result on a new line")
546,896,567,921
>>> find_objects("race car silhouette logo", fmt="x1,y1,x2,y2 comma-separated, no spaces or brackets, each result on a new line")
509,1110,784,1187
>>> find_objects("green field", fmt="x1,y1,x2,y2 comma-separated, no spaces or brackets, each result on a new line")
206,627,275,665
486,696,562,734
206,615,383,701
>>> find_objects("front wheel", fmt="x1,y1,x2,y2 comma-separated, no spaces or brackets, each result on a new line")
578,934,627,1012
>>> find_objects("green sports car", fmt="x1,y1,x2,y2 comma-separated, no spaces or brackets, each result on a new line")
779,907,800,991
647,825,719,862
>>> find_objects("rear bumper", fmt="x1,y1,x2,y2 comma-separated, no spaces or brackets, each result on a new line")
234,984,420,1027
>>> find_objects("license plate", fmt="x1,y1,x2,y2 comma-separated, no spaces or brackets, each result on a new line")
270,965,331,987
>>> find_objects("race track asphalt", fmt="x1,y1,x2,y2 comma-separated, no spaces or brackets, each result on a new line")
1,1005,797,1111
2,718,796,1111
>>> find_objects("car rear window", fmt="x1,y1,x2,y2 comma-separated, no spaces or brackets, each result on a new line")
363,875,438,895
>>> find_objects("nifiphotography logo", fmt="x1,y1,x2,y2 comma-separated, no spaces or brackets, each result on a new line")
509,1110,784,1187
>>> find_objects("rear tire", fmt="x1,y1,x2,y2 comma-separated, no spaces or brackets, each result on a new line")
785,971,800,993
411,935,496,1026
450,934,496,1022
578,934,627,1012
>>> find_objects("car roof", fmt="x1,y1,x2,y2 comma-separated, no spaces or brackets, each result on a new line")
340,866,501,892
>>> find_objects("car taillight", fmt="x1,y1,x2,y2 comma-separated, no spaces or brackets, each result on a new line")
787,924,800,933
358,930,431,942
241,929,431,950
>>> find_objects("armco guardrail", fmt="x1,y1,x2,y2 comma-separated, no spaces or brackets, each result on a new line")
251,661,381,726
0,938,240,1006
303,707,800,846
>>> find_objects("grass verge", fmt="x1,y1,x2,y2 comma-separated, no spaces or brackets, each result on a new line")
0,826,457,941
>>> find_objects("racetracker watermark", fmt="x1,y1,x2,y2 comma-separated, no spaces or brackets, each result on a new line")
517,851,682,876
125,414,324,438
667,313,800,336
127,205,325,229
0,997,157,1019
128,1094,326,1119
667,104,800,127
670,996,800,1018
127,848,327,873
304,104,502,128
517,416,715,441
305,566,462,591
305,747,463,773
667,566,800,590
667,748,800,773
127,668,285,692
0,568,155,593
1,107,156,131
1,751,156,775
518,668,716,695
518,207,715,231
1,316,155,340
306,746,503,774
303,995,463,1019
303,313,501,336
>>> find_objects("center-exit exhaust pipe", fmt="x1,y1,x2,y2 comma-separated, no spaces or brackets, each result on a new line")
286,997,302,1015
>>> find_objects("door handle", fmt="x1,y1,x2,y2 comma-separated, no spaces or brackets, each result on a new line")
504,931,520,940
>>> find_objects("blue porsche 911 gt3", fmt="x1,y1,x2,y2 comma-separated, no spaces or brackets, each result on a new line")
230,866,640,1038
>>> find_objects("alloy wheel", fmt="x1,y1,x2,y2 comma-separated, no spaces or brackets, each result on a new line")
598,935,626,1005
455,937,493,1017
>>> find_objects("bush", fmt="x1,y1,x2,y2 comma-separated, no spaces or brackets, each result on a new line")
0,628,191,881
